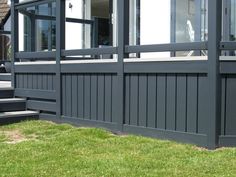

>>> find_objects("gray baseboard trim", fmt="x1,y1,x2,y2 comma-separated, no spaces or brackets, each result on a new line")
123,125,208,147
219,136,236,147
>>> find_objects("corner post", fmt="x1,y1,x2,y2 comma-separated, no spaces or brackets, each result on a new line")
117,0,129,131
56,0,65,119
11,0,19,89
207,0,222,149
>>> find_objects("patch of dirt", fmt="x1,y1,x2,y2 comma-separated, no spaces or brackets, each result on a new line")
192,146,209,151
0,130,37,144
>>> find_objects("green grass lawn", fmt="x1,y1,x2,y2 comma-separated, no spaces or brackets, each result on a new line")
0,121,236,177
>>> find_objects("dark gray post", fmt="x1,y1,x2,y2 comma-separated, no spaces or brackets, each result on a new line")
55,0,65,119
117,0,129,131
30,16,36,52
207,0,222,149
11,0,19,89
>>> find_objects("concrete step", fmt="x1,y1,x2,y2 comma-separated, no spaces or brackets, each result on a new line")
0,88,14,98
0,110,39,125
0,98,26,112
0,73,11,81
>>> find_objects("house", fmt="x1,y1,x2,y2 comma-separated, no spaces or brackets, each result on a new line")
0,0,236,149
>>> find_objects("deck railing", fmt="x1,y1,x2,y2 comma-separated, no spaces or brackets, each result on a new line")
11,0,236,149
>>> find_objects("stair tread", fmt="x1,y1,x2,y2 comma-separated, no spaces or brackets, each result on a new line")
0,87,14,91
0,73,11,76
0,98,26,103
0,111,39,118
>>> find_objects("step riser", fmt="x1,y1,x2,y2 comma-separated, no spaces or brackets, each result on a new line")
0,90,14,98
0,115,38,125
0,74,11,81
0,102,26,112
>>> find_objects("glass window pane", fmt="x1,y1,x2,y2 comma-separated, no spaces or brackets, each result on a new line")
18,2,56,52
222,0,236,56
65,0,117,50
129,0,208,58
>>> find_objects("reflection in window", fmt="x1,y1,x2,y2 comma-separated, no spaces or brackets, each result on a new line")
175,0,208,56
222,0,236,56
65,0,117,51
129,0,208,58
20,2,56,52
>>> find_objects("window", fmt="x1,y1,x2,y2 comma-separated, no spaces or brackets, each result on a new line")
222,0,236,56
129,0,208,58
65,0,117,50
20,2,56,52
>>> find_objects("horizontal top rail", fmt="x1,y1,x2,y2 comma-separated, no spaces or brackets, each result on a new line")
124,56,207,62
220,41,236,50
15,0,55,10
125,42,208,53
19,10,94,25
62,47,118,57
15,51,56,59
15,47,117,60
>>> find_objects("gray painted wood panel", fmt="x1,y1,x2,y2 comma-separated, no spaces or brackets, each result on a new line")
187,75,198,133
71,75,78,117
147,74,157,128
77,75,84,118
66,74,72,117
111,75,118,123
198,75,209,134
129,74,139,126
97,74,105,121
15,73,56,91
166,74,176,131
225,76,236,135
125,75,130,124
176,74,187,132
15,70,211,143
60,73,117,123
156,74,166,129
104,75,112,122
84,75,91,120
138,75,147,127
221,77,226,136
91,75,98,121
62,75,66,116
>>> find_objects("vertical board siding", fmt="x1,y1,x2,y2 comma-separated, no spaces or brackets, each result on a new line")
186,75,198,133
129,74,139,126
84,75,91,120
104,75,112,122
156,74,167,129
77,75,84,118
15,72,211,136
61,74,117,123
147,74,157,128
124,74,208,135
222,76,236,135
15,73,56,91
71,75,78,118
198,75,209,134
221,77,226,136
166,74,176,130
91,75,98,121
125,75,130,125
176,75,187,132
138,75,147,127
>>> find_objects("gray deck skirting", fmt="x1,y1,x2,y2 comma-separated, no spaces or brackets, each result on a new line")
11,0,236,148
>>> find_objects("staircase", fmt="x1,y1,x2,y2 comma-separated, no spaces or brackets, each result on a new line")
0,74,39,125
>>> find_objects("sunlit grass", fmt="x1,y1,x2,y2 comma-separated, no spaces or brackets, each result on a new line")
0,120,235,177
